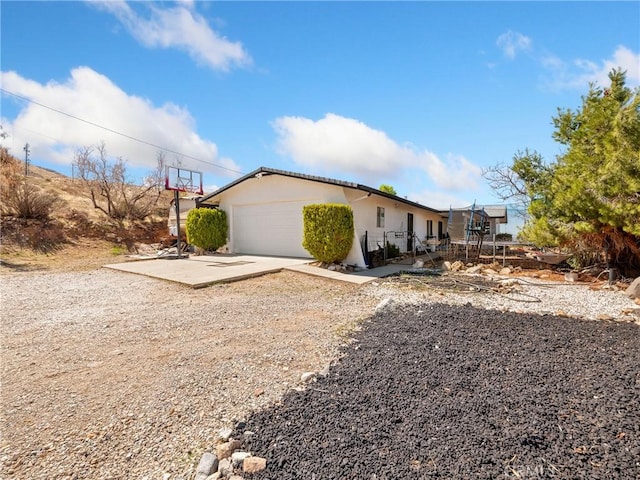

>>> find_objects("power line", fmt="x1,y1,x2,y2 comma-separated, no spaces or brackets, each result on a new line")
1,88,245,175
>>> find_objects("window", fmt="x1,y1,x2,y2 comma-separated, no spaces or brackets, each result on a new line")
376,206,385,228
426,220,433,238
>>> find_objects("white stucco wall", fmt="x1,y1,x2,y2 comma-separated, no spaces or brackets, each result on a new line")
210,175,368,266
345,189,443,254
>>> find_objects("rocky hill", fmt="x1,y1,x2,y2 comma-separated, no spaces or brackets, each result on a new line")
0,151,172,271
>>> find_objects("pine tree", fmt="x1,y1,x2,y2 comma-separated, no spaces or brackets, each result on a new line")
500,69,640,275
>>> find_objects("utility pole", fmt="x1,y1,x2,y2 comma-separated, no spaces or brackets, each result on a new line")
23,143,30,176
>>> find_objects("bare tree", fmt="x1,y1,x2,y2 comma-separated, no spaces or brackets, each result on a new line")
144,150,167,193
481,162,528,218
481,149,547,220
73,142,164,222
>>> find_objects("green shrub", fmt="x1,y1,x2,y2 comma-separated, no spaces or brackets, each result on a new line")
386,241,400,259
303,204,354,263
495,233,513,241
185,208,227,251
110,244,126,256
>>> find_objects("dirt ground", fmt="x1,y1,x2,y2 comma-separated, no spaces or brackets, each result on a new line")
0,239,131,274
0,242,381,479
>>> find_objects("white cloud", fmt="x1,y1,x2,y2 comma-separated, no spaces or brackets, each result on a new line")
272,113,482,192
543,45,639,90
496,30,532,59
409,189,474,211
0,67,240,176
90,1,251,72
204,183,220,194
575,45,640,87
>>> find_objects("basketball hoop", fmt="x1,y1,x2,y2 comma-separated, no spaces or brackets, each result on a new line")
165,166,203,259
165,165,204,195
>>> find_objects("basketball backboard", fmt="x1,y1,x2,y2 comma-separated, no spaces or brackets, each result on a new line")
165,166,204,195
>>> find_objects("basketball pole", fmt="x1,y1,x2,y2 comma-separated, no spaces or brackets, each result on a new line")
166,165,202,259
174,190,182,259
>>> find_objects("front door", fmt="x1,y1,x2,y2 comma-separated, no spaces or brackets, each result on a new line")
407,213,414,252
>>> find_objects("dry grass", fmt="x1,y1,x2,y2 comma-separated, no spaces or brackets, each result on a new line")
0,157,172,273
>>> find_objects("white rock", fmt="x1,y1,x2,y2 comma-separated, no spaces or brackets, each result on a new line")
301,371,316,383
466,265,483,274
218,427,233,441
564,272,579,282
217,458,233,477
231,450,251,467
375,298,394,313
195,452,218,479
625,277,640,299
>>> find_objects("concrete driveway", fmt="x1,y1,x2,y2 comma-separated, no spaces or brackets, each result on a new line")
103,253,411,288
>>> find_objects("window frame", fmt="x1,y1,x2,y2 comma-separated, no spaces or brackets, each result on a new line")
426,219,433,238
376,206,385,228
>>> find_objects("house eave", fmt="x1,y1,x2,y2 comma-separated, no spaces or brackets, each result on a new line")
198,166,440,214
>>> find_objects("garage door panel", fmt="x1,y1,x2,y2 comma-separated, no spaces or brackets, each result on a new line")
232,202,312,257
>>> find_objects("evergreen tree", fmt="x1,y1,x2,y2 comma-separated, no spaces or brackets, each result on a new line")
494,69,640,275
378,184,397,196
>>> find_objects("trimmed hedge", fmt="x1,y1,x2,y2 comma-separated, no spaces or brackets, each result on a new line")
302,204,354,263
185,207,227,251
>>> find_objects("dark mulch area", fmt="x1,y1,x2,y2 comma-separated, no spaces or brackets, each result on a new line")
236,303,640,479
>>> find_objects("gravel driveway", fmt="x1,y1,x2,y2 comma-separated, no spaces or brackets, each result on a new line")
1,267,638,479
0,269,379,479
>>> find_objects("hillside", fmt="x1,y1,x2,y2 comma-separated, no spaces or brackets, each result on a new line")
0,152,173,272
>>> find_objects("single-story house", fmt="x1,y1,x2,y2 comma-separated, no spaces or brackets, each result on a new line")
441,205,508,241
197,167,444,268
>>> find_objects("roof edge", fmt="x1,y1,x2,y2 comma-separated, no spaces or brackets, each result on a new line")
198,166,440,213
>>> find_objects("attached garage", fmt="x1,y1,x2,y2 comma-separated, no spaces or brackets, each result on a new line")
232,201,314,258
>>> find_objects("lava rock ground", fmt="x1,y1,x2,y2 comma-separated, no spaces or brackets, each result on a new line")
237,303,640,479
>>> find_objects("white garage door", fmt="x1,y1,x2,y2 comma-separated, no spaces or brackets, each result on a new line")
232,202,312,257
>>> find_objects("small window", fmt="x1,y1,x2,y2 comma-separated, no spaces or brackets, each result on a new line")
426,220,433,237
376,206,385,228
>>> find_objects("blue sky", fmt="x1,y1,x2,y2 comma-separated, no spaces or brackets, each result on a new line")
2,1,639,212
